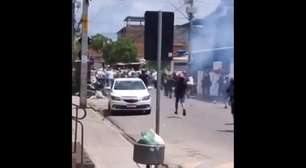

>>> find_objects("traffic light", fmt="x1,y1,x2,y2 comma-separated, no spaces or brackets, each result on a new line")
144,11,174,61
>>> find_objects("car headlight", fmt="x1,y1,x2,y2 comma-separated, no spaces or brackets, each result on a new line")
142,95,150,101
111,95,121,101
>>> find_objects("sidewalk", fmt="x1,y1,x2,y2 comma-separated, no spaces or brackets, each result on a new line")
72,96,140,168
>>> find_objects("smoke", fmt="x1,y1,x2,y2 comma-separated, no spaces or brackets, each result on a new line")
190,0,233,73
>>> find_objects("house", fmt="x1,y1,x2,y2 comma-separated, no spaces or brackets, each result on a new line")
117,16,145,59
171,24,189,71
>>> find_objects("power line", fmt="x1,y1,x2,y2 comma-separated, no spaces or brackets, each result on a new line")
166,0,189,20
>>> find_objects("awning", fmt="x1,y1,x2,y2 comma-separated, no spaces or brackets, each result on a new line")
173,56,188,63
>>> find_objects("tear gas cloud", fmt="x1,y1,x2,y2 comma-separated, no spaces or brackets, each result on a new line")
190,0,233,74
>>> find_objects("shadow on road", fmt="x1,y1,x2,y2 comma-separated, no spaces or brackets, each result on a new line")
217,130,234,133
101,109,150,117
167,115,183,119
224,123,234,125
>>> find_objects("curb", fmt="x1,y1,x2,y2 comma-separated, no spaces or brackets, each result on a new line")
87,102,137,145
72,142,95,168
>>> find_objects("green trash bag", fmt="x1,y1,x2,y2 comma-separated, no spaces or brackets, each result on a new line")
137,129,157,145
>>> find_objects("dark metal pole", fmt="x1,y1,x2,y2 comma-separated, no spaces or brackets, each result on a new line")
156,11,162,135
79,120,84,165
73,107,78,153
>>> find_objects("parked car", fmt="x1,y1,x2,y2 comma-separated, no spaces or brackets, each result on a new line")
107,78,152,114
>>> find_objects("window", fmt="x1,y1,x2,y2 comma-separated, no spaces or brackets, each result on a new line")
114,81,146,90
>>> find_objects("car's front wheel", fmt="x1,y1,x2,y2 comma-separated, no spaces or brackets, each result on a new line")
108,102,112,114
144,109,151,114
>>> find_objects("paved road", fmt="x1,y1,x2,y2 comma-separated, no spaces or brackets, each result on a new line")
107,89,233,168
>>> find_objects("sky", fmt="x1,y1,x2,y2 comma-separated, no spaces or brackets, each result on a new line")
75,0,221,40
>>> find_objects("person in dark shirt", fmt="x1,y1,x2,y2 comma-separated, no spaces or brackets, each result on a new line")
202,73,211,99
222,75,230,108
139,69,149,87
167,72,177,99
226,78,234,117
174,73,188,116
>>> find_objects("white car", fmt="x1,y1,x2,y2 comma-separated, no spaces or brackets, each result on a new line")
107,78,152,114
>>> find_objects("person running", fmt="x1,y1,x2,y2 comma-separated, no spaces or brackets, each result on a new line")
174,73,188,116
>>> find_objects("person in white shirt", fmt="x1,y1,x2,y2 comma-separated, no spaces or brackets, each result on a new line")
106,68,114,87
209,70,221,103
186,74,194,98
152,70,157,88
128,68,135,77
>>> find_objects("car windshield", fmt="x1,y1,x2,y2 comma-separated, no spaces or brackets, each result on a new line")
114,81,146,90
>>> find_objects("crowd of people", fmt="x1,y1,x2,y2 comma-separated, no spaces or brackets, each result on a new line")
201,71,233,108
92,67,156,88
158,69,234,117
90,66,234,117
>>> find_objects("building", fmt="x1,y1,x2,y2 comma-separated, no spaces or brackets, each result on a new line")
172,24,189,71
173,25,188,56
117,16,190,64
117,16,145,59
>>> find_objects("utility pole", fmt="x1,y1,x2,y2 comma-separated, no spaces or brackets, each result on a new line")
72,0,75,60
80,0,89,108
185,0,195,72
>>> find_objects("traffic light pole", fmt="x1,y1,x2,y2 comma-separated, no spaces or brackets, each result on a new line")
156,11,162,135
80,0,89,108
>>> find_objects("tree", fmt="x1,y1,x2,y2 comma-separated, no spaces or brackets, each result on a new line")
103,38,137,65
90,33,112,53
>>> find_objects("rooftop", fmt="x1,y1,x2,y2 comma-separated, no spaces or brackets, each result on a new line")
124,16,144,22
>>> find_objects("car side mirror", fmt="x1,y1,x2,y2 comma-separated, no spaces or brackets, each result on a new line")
147,86,153,90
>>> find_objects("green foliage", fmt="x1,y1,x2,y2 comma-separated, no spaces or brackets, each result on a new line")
90,33,112,53
103,38,137,65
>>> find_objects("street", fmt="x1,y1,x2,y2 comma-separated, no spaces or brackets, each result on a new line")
105,89,233,168
73,0,234,167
